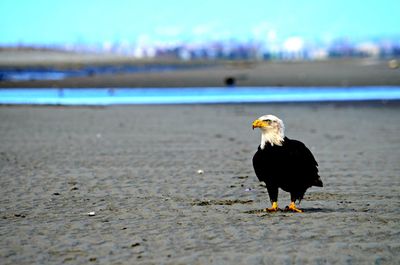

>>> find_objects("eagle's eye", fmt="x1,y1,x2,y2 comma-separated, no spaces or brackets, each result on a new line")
263,119,272,124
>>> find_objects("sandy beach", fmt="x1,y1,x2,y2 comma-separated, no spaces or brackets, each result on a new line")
0,102,399,264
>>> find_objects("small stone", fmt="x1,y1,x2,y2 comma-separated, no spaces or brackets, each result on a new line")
197,169,204,174
53,192,60,195
388,59,399,69
88,211,96,216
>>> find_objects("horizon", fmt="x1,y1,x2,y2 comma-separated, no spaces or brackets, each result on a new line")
1,0,400,48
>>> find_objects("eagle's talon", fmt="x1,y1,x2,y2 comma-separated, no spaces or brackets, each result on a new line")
286,202,303,213
264,202,279,212
264,208,279,212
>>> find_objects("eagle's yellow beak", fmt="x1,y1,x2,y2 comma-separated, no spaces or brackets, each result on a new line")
252,119,268,129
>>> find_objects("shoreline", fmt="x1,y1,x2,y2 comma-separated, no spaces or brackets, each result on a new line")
1,54,399,88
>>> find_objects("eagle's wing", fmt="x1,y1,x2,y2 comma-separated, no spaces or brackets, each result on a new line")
252,146,268,183
286,139,322,187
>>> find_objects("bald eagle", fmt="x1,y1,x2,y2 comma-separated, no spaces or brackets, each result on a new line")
252,115,323,212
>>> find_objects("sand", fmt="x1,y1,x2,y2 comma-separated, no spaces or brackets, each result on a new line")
0,102,399,264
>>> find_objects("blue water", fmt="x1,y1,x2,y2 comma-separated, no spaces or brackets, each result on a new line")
0,64,207,82
1,87,400,105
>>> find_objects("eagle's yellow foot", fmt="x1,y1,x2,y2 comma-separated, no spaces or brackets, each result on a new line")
286,202,303,213
264,202,279,212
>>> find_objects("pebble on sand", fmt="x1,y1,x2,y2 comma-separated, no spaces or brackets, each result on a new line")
88,211,96,216
388,59,399,69
197,169,204,174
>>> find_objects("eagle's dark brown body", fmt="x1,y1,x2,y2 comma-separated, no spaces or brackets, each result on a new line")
253,136,323,203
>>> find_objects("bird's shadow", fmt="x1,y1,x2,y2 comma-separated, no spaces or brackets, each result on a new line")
244,207,352,215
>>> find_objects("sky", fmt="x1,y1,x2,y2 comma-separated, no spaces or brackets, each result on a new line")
0,0,399,46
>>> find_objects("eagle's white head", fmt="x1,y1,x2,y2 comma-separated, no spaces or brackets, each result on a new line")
252,114,285,149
